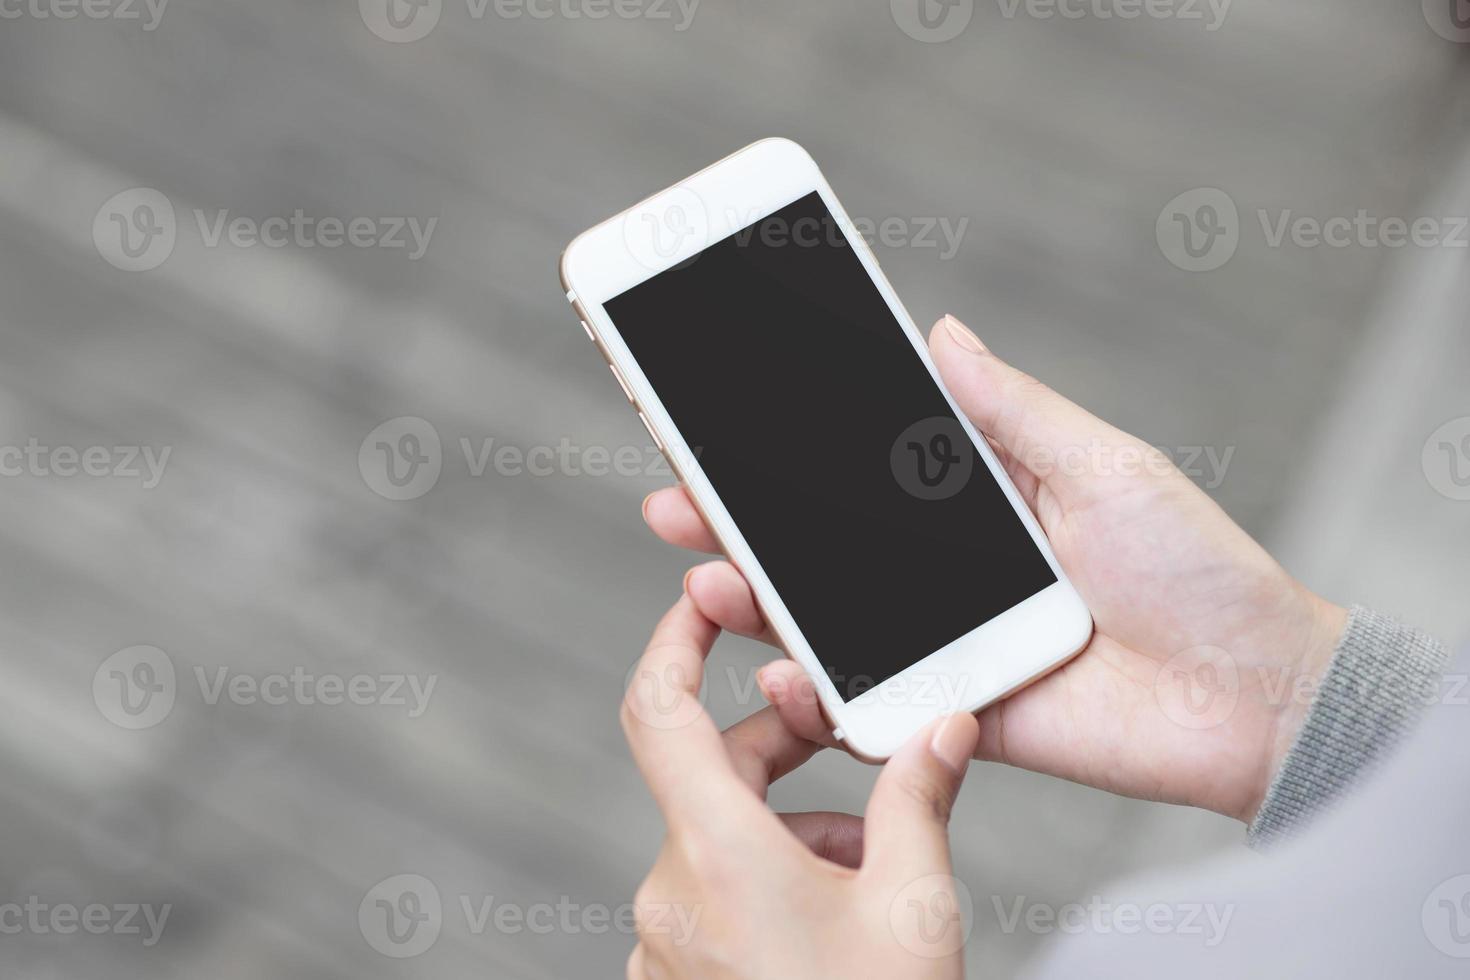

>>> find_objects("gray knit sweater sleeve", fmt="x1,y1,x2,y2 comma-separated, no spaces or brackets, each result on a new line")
1247,605,1450,848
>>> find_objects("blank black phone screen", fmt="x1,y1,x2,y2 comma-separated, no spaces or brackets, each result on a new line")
604,191,1055,699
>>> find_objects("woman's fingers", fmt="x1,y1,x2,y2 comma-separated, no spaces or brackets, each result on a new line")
681,571,839,753
643,486,721,553
861,712,979,883
929,315,1148,510
621,596,764,829
720,705,824,799
756,659,841,748
684,561,774,643
644,487,779,643
778,811,865,869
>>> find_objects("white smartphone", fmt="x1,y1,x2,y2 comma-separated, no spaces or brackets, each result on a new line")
561,138,1093,759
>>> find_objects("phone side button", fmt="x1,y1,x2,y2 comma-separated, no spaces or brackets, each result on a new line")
637,412,665,452
831,727,846,742
579,319,596,342
609,363,635,403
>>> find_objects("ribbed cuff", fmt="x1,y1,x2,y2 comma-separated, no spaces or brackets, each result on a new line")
1247,605,1451,850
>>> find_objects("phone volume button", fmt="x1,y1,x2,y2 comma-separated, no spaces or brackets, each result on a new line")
637,412,665,452
609,363,635,403
579,319,595,342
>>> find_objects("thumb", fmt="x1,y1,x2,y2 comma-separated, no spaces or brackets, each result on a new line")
929,315,1143,508
862,712,979,882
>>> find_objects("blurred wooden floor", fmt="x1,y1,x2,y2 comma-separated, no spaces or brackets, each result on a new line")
0,2,1465,976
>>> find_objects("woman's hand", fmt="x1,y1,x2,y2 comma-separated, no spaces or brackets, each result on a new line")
623,596,981,979
641,315,1348,823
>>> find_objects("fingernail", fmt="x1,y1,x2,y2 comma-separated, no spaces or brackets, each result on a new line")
641,491,657,524
682,566,698,596
757,665,783,703
929,714,973,774
942,315,987,354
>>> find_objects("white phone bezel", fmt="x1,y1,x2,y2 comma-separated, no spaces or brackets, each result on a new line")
561,138,1093,759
